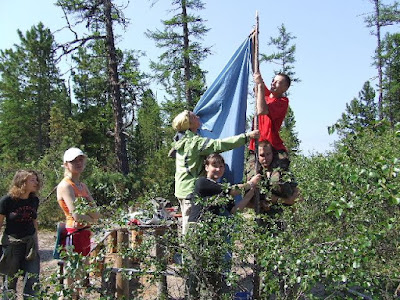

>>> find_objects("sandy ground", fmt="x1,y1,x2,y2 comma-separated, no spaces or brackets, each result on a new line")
0,230,187,299
38,230,60,279
0,230,59,299
1,230,253,299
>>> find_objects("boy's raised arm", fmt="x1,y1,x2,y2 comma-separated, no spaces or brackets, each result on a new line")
254,72,268,115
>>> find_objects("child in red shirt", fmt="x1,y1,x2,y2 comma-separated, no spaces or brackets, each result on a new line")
250,71,291,152
250,71,291,170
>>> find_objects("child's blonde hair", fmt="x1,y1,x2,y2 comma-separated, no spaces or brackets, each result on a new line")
172,110,191,131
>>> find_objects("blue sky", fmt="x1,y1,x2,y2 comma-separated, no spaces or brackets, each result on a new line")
0,0,386,154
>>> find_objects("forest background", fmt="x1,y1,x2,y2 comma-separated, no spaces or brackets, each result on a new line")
0,0,399,299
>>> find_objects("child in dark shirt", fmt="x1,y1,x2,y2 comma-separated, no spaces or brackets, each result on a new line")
0,170,42,298
186,154,261,297
189,153,261,222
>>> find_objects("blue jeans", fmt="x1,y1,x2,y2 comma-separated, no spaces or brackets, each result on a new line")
3,243,40,299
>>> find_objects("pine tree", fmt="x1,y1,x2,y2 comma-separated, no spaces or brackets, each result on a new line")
56,0,131,174
70,40,149,169
332,81,377,137
260,24,299,84
0,23,68,164
146,0,210,118
130,89,163,173
71,42,116,166
364,0,400,119
280,107,300,153
49,106,84,153
127,89,176,199
381,32,400,126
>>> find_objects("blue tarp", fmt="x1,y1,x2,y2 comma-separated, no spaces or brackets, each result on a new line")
194,37,253,188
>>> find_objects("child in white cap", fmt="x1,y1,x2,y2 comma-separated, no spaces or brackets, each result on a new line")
56,147,100,298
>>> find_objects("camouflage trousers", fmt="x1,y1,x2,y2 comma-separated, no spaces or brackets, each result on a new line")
245,150,297,212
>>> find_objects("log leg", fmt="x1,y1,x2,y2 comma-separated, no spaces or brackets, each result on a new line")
155,227,168,298
116,229,130,298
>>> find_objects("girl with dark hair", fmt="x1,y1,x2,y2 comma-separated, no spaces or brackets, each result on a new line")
189,153,261,222
186,154,261,297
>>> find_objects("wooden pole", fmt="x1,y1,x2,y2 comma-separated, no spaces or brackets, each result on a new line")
254,11,261,217
107,229,117,253
155,227,168,297
253,11,261,300
116,229,130,298
57,261,64,285
254,12,260,75
101,269,116,297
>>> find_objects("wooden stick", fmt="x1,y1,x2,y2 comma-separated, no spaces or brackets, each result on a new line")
155,227,168,297
254,11,260,75
253,10,262,300
116,229,130,298
254,11,260,214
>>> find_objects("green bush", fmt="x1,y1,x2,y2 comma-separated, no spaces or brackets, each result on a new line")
4,123,399,299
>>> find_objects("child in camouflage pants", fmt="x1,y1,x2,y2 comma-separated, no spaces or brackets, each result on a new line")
245,141,298,216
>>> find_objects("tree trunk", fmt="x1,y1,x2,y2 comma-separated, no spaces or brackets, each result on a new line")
181,0,193,109
104,0,129,174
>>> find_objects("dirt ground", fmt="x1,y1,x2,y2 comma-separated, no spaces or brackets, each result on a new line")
38,230,60,279
1,230,188,299
38,230,182,299
2,230,253,299
0,230,59,299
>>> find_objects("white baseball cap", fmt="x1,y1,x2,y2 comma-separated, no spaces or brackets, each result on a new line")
63,147,87,163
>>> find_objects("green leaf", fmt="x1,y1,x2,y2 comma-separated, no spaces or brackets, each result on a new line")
335,208,343,219
389,196,400,205
350,174,359,182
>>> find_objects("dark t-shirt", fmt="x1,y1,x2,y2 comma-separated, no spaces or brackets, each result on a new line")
188,177,234,222
0,194,39,238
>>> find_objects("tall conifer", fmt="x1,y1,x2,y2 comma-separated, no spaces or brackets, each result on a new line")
146,0,210,119
0,23,67,163
56,0,131,174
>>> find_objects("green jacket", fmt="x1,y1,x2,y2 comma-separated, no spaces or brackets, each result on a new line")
172,130,248,199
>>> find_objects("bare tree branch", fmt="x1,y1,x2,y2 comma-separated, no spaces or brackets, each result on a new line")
54,35,106,62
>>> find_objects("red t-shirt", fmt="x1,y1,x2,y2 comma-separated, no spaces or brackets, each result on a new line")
249,86,289,151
